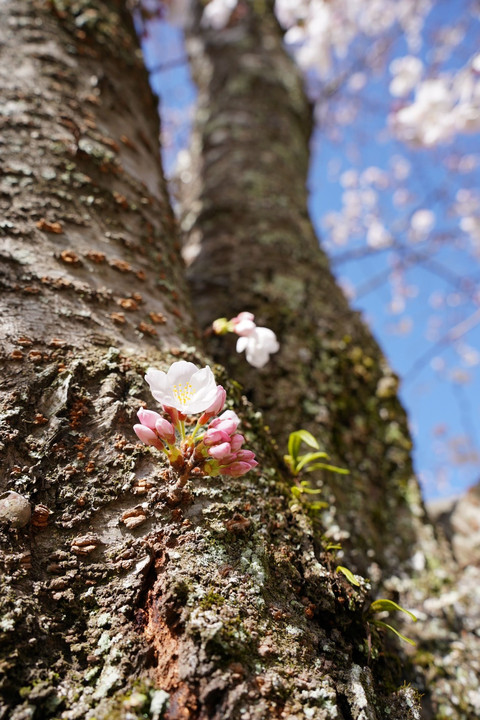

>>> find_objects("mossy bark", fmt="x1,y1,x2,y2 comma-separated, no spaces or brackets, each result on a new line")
0,2,468,720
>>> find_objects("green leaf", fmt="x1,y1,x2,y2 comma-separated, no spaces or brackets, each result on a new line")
298,481,321,495
370,599,417,622
308,501,329,511
372,620,417,646
325,543,342,551
288,429,319,461
306,463,350,474
336,565,361,587
290,486,302,498
295,451,329,472
287,432,301,464
296,430,320,449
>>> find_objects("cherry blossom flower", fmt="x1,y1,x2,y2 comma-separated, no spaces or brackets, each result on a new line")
134,363,257,482
202,0,237,29
410,209,435,237
212,313,280,367
145,361,218,415
389,56,423,97
236,327,280,368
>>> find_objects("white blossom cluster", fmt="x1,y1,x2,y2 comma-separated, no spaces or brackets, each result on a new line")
391,55,480,147
274,0,432,78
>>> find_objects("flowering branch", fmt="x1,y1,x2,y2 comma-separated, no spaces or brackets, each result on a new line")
133,361,258,489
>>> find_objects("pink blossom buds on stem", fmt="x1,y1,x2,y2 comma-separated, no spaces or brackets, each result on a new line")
220,461,258,477
212,312,279,368
203,428,231,446
208,442,232,460
155,417,176,445
163,405,185,425
209,410,241,435
137,408,163,429
133,424,165,451
133,360,257,485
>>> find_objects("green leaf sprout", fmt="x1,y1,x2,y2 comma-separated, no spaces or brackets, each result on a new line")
368,598,418,646
336,565,361,587
284,429,349,477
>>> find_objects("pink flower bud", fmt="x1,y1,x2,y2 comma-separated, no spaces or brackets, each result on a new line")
209,410,239,427
137,408,163,430
232,319,256,336
209,411,240,435
155,417,176,445
231,312,256,336
235,449,255,462
163,405,186,425
230,434,244,452
133,424,164,450
199,386,227,424
208,442,232,460
219,461,256,477
203,428,231,446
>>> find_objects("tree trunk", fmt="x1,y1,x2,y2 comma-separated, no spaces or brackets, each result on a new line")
0,2,472,720
180,3,480,719
181,0,427,577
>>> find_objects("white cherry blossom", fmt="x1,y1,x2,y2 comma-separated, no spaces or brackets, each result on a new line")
389,56,423,97
145,361,218,414
201,0,237,29
236,327,280,368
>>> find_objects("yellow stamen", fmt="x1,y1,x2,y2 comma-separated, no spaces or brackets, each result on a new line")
172,382,197,406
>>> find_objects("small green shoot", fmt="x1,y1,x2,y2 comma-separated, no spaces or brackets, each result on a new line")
336,565,361,587
325,542,342,552
285,429,349,476
286,429,349,514
368,598,418,646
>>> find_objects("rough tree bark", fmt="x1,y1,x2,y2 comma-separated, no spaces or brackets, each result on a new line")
0,2,476,720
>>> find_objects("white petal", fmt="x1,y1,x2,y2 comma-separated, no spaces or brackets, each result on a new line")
145,367,168,394
166,360,199,386
236,336,248,352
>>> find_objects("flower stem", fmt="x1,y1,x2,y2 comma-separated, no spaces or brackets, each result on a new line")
189,419,203,443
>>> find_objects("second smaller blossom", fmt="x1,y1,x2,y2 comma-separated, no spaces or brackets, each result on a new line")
212,312,279,368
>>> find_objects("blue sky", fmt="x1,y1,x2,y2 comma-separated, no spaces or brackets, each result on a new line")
139,8,480,500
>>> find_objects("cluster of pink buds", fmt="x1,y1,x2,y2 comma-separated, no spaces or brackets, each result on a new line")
212,311,279,368
133,361,257,485
199,410,257,477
